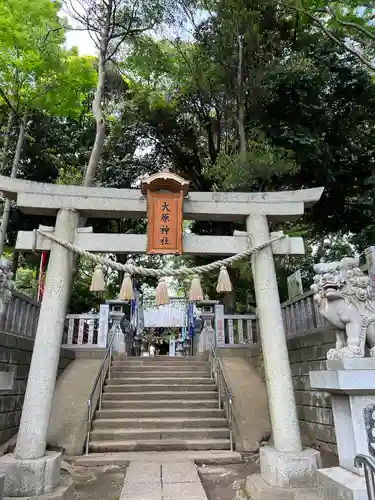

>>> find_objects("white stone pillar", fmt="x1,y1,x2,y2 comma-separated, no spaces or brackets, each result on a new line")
247,213,301,452
15,208,79,460
246,214,320,491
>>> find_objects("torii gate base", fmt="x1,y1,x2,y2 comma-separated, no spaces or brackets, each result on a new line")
0,175,323,498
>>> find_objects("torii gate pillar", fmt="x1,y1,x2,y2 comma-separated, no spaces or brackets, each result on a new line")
0,208,79,497
247,213,320,491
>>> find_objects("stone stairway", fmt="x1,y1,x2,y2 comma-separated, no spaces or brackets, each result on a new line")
88,355,231,453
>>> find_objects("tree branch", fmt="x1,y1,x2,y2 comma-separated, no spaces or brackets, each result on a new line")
42,26,66,45
109,0,118,40
281,2,375,72
324,6,375,42
66,0,88,25
0,88,17,115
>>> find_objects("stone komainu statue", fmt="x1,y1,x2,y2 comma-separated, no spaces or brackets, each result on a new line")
311,257,375,359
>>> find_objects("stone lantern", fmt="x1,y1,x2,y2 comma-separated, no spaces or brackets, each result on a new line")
106,298,129,353
196,298,219,359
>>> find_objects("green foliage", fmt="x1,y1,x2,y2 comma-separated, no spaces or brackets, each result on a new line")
125,38,180,89
117,0,375,310
280,0,375,71
14,267,37,296
0,0,96,117
208,132,298,191
41,52,97,119
3,0,375,314
0,0,62,112
56,165,84,186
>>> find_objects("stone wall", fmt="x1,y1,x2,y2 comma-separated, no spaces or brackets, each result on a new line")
288,327,337,455
0,331,75,445
247,326,337,455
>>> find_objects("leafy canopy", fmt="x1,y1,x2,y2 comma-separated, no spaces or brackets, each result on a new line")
0,0,96,117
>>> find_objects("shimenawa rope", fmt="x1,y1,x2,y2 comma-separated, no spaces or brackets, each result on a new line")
35,229,286,278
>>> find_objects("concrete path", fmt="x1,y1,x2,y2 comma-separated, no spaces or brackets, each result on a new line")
48,357,102,455
75,450,242,466
119,461,208,500
219,354,271,452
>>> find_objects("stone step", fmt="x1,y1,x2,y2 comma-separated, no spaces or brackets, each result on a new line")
112,359,208,364
102,391,218,401
104,384,216,393
110,370,211,377
96,408,225,419
89,438,231,452
111,359,208,365
74,450,242,466
110,364,208,371
90,427,230,441
112,355,205,362
112,362,209,368
101,399,220,409
107,377,214,385
92,417,228,429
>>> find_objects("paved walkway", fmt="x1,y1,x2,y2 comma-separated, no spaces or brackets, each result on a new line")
119,461,208,500
75,450,242,466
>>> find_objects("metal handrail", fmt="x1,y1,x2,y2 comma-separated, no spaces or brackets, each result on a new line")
355,454,375,499
85,332,116,455
209,344,234,451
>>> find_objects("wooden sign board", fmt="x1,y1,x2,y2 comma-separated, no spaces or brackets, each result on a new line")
147,191,183,254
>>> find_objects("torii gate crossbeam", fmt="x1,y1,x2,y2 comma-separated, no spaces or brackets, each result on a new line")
0,174,323,221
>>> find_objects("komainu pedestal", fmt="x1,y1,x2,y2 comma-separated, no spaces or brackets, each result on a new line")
310,359,375,500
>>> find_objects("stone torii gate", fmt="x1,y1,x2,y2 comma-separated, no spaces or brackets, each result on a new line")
0,173,323,498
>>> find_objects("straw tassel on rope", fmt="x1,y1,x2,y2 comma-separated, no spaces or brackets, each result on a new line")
90,265,106,292
119,273,134,301
155,278,169,305
216,266,232,293
188,275,204,301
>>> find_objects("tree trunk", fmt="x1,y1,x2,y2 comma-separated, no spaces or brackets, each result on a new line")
83,49,107,187
0,113,27,255
0,111,14,172
222,289,236,314
79,45,108,270
237,34,246,164
69,36,109,306
11,251,19,278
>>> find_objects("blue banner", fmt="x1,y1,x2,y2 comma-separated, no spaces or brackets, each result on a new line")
131,282,137,315
187,302,195,339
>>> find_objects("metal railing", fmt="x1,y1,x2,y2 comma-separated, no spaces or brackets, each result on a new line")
85,332,116,455
355,454,375,499
209,344,234,451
